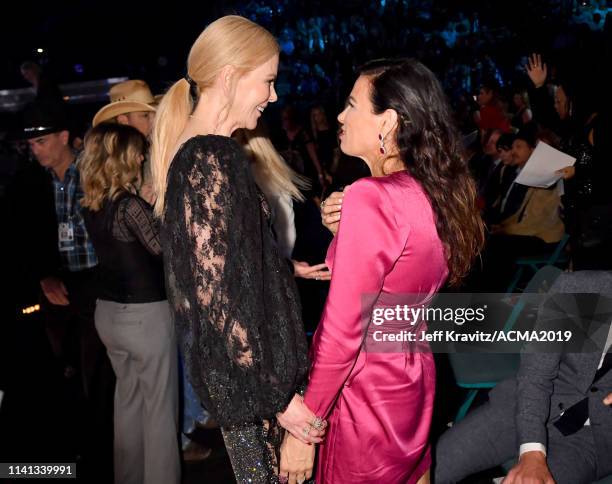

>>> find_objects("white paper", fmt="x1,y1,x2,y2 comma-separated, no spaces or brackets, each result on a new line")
514,141,576,188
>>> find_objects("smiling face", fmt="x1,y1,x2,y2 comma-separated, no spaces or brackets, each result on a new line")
231,54,279,130
337,75,385,161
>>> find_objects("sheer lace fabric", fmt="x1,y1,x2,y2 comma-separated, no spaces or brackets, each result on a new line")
161,135,308,428
113,195,162,255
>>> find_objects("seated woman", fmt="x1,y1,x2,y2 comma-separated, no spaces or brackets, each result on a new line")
80,123,179,484
233,121,308,260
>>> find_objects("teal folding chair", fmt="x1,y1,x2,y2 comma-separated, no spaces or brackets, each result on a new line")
506,234,570,294
450,265,563,422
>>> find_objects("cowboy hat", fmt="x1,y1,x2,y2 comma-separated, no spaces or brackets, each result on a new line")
20,102,69,139
92,80,156,127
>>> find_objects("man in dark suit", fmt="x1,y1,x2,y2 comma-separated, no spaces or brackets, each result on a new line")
434,271,612,484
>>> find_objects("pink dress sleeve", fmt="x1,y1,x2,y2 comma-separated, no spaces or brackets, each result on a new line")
304,178,409,418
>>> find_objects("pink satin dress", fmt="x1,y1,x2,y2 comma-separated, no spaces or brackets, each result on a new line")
304,172,448,483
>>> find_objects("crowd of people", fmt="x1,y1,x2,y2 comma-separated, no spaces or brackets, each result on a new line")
235,0,612,116
1,6,612,484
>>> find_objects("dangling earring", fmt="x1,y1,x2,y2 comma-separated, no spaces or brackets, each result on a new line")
378,133,386,155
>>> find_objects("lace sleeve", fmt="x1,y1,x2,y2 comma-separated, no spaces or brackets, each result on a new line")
162,136,308,427
119,196,162,256
184,153,254,366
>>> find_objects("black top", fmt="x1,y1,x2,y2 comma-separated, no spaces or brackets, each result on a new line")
83,192,165,303
529,86,612,205
161,135,308,427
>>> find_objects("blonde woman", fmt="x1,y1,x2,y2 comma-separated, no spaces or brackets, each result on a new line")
151,16,324,483
234,122,305,259
234,123,329,283
80,123,179,484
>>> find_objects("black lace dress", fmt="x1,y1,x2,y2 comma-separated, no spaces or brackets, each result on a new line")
161,135,309,483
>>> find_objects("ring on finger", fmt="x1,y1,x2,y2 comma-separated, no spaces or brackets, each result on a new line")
311,416,324,430
297,477,305,484
302,425,311,437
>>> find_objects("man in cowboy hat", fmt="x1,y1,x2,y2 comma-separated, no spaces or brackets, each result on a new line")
8,102,114,481
93,80,157,203
92,79,156,137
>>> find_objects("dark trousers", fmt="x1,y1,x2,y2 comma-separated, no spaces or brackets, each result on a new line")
40,267,115,481
433,381,600,484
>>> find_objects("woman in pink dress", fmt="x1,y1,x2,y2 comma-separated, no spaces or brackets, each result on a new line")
279,58,485,484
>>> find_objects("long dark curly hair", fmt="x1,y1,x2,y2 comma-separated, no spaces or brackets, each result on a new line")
360,58,485,286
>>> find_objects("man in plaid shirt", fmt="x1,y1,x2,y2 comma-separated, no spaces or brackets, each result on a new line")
50,161,98,271
19,104,114,480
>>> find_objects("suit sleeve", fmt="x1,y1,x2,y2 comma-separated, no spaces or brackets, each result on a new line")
304,179,407,418
515,274,570,446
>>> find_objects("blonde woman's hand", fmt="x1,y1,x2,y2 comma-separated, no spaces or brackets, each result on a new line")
277,394,326,444
292,261,331,281
320,191,344,235
279,433,315,484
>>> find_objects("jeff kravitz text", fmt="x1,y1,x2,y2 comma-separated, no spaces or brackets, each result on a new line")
371,330,573,343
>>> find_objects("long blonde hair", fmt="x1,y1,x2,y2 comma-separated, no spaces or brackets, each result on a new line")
151,15,280,216
80,123,147,211
234,122,308,201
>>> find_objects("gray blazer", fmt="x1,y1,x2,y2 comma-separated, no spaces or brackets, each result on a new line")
493,271,612,474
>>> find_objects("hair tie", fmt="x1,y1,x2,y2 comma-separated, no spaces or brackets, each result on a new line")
184,73,198,101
